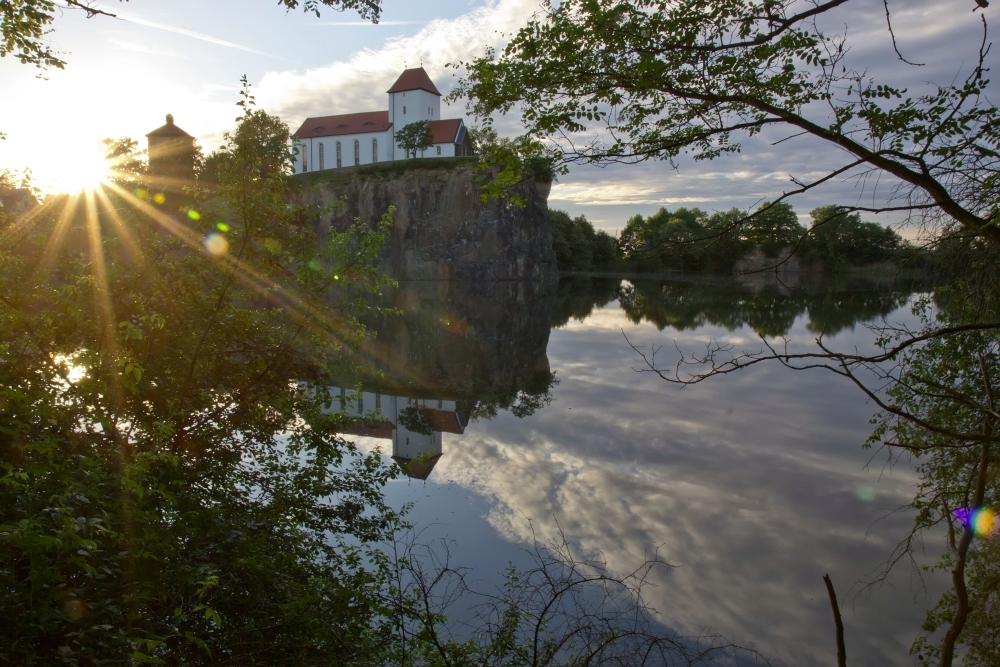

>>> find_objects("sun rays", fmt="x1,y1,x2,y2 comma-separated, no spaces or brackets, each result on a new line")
6,171,369,375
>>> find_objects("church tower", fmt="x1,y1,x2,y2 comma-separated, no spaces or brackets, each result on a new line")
387,68,442,160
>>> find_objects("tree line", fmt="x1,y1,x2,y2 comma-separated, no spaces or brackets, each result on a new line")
551,202,912,274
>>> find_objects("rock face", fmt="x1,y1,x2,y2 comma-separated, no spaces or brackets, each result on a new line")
292,160,558,282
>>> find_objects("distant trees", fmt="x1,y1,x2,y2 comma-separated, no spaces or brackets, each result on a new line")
555,203,910,275
395,120,434,159
807,205,906,269
550,210,619,271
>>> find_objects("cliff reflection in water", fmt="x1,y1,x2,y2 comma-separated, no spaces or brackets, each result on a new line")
331,275,923,481
329,280,558,478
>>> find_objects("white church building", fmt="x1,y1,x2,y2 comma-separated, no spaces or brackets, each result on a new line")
293,67,473,174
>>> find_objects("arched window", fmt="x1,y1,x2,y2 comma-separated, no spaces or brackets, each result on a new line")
372,138,378,163
318,142,325,170
302,147,308,172
436,145,442,156
402,106,406,115
336,142,342,168
353,139,360,166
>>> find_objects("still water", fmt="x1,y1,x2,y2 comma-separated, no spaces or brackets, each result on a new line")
335,275,945,667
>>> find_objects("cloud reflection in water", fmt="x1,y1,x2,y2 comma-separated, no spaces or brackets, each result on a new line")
352,279,944,666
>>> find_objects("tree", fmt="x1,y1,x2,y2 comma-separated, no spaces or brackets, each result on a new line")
1,0,382,70
0,87,402,665
453,3,1000,663
395,120,434,159
453,0,1000,246
742,202,803,257
806,205,905,268
385,530,759,667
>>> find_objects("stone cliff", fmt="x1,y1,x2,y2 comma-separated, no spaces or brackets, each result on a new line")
291,158,558,282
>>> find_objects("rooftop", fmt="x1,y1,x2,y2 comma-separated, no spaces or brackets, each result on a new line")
387,67,442,96
429,119,463,144
146,114,193,139
293,110,391,139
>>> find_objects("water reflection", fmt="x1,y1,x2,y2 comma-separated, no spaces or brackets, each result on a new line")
330,280,558,477
350,274,941,667
328,387,470,479
556,273,925,337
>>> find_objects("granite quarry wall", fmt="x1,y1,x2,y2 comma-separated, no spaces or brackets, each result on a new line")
291,160,558,283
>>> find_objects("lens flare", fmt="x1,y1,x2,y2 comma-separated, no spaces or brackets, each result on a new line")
855,484,876,502
955,507,998,537
204,232,229,256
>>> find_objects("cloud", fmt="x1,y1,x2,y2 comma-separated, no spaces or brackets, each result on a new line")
304,21,425,26
252,0,991,233
119,13,294,61
110,40,193,60
255,0,541,131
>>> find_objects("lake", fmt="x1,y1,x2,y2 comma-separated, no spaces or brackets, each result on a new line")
334,274,946,667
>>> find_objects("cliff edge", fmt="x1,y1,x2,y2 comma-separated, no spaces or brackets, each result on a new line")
291,158,558,282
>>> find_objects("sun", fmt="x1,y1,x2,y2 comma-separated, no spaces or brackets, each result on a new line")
48,141,114,194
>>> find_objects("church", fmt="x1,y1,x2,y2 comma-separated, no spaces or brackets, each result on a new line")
292,67,473,174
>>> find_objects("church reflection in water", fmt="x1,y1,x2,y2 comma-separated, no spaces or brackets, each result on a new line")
327,388,471,479
325,279,558,479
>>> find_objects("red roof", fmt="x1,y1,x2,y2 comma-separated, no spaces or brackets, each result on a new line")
387,67,441,96
293,110,390,139
429,119,463,144
427,409,466,434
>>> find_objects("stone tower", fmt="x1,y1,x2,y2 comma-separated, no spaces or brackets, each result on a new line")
145,114,196,182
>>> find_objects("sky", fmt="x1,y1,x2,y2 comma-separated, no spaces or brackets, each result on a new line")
0,0,994,232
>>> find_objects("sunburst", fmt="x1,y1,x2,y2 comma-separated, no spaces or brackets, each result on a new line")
49,141,115,194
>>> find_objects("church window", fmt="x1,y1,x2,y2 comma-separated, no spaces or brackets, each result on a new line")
336,142,342,168
354,139,360,166
436,145,441,156
372,138,378,163
302,149,308,172
402,106,406,115
318,142,325,170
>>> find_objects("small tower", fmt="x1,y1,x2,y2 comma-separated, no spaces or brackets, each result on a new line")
145,114,196,182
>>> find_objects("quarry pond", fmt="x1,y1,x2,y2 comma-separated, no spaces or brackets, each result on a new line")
340,274,945,667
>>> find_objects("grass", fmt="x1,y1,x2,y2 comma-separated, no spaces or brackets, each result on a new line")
291,156,480,188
